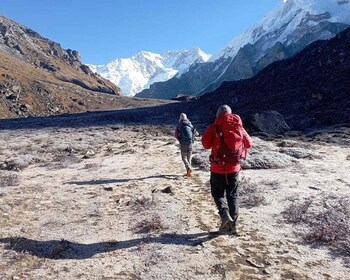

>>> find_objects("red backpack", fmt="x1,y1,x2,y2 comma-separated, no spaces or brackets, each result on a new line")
211,114,245,165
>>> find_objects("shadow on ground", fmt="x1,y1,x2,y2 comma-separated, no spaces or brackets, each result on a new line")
0,232,221,260
0,103,187,131
65,175,182,186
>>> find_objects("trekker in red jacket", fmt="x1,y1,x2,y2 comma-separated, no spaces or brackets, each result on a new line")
201,105,252,234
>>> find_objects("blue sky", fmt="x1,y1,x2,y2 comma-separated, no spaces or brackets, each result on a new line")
1,0,282,65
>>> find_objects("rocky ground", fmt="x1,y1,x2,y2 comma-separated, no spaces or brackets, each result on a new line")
0,120,349,279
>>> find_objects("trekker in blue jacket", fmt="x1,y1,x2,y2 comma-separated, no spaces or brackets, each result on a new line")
175,113,197,177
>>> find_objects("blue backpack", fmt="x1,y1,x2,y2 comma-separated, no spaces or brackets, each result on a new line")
179,122,194,145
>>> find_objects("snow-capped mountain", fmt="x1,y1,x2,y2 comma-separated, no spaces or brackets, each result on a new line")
137,0,350,99
88,48,211,96
211,0,350,61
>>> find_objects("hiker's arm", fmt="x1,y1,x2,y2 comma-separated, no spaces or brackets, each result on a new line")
242,128,252,149
201,124,215,149
174,126,179,140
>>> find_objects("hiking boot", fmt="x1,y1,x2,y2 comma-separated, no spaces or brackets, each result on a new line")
186,168,193,177
230,225,238,236
218,214,233,232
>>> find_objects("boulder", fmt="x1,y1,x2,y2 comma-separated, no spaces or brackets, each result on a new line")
251,111,291,134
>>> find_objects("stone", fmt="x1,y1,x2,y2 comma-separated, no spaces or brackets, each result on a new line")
0,204,12,212
19,104,30,112
251,111,291,134
263,267,274,274
246,258,265,268
161,186,174,195
11,85,22,93
84,150,95,158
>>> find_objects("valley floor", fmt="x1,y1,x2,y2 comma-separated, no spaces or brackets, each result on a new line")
0,123,349,279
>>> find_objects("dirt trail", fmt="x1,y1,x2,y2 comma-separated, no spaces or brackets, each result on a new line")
0,125,349,279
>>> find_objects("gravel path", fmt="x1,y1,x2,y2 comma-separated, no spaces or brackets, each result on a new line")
0,124,349,279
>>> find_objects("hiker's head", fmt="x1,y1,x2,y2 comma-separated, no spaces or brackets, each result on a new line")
216,105,232,118
179,113,188,121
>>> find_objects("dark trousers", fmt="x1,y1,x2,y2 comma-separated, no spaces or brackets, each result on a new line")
210,172,239,227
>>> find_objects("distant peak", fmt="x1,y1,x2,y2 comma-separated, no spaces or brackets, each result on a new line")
138,50,154,56
89,47,211,96
131,51,161,61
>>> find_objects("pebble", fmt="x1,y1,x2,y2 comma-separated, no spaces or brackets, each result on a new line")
0,204,12,212
263,267,274,274
85,150,95,157
236,247,246,256
161,186,174,195
246,258,265,268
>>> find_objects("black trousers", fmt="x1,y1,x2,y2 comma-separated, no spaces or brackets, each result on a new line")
210,172,239,226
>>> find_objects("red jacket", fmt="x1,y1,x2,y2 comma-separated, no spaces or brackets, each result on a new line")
201,113,252,174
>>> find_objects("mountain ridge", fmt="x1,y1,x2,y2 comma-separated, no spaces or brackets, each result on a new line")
0,15,120,95
0,15,170,118
136,0,350,99
189,26,350,131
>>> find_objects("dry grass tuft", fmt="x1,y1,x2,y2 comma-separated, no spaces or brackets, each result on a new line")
282,199,312,223
303,198,350,255
283,197,350,255
127,195,155,211
0,174,19,187
133,214,168,234
134,196,154,207
240,178,267,208
260,179,280,189
83,163,100,169
48,154,81,170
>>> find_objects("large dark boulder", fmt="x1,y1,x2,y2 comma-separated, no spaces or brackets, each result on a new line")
251,111,291,134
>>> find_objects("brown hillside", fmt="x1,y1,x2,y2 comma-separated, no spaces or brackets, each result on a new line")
0,15,169,118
